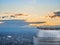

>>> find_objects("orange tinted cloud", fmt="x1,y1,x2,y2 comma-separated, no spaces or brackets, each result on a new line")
27,13,60,26
0,13,29,20
0,12,60,26
29,20,60,26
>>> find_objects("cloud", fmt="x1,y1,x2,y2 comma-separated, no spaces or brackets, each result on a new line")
28,21,46,24
48,11,60,18
0,13,28,16
54,11,60,16
0,13,29,20
27,21,46,26
14,13,28,16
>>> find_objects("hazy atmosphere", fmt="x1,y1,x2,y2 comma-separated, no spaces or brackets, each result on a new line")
0,0,60,45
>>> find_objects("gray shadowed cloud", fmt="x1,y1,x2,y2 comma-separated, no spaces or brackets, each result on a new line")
0,13,28,19
10,13,28,18
28,21,46,24
49,11,60,18
54,11,60,16
14,13,28,16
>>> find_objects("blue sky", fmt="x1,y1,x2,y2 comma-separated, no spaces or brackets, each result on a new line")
0,0,60,16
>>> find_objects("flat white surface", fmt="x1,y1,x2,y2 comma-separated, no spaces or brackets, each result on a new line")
38,30,60,37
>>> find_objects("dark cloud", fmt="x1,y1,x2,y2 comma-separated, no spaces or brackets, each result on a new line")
28,21,46,24
14,13,28,16
49,11,60,18
54,12,60,16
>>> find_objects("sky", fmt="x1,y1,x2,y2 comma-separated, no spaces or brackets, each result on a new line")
0,0,60,16
0,0,60,26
